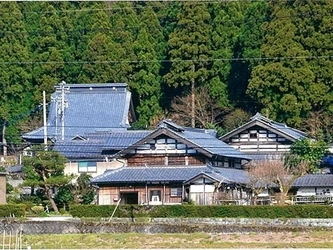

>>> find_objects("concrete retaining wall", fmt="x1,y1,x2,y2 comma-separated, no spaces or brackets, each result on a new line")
1,218,333,235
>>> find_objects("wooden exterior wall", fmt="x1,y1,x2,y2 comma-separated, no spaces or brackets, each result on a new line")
226,126,293,152
98,184,183,205
127,154,205,167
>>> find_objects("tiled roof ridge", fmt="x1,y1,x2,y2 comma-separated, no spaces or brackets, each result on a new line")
159,119,216,135
251,112,307,137
93,166,125,180
123,165,207,169
56,83,127,87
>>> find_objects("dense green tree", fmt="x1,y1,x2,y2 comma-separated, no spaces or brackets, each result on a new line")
163,2,212,127
54,185,73,210
222,108,251,133
22,147,71,213
247,1,333,127
107,2,138,83
209,2,245,108
77,3,119,83
290,138,329,172
23,2,74,102
130,5,165,128
230,1,267,111
0,1,332,146
74,173,95,205
0,2,32,148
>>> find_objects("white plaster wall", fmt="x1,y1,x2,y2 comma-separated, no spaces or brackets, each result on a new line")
64,158,124,178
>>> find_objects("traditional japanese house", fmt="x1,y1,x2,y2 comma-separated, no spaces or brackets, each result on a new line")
91,120,252,205
292,174,333,204
23,83,134,143
22,83,136,177
220,113,307,161
53,130,150,177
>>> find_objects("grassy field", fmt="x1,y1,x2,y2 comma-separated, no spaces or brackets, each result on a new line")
12,230,333,249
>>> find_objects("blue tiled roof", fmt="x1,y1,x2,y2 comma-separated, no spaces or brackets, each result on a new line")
173,129,249,159
53,139,107,159
249,113,307,140
23,83,131,142
186,166,250,185
53,120,249,161
116,121,250,160
91,165,249,185
53,130,151,159
221,112,307,142
292,174,333,187
103,131,151,150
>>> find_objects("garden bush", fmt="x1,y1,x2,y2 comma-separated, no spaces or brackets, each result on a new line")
69,204,333,219
0,204,26,217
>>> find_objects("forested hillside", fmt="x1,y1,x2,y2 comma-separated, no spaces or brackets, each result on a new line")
0,1,332,145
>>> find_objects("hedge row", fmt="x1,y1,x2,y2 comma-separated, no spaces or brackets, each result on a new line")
69,204,333,219
0,204,26,217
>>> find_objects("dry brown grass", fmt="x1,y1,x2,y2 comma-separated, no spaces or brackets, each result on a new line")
18,230,333,249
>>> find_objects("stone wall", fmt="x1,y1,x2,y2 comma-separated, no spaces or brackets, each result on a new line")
0,218,333,235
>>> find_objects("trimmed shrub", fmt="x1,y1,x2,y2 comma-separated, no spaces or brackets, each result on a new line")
69,204,333,219
0,204,26,217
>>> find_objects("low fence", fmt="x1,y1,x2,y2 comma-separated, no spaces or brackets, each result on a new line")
293,195,333,204
1,229,23,250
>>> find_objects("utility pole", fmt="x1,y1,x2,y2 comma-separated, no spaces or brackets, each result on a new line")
55,81,69,141
191,63,195,128
61,81,66,141
43,91,47,149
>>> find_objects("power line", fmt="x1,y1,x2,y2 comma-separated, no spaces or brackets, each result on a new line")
0,55,332,65
11,0,266,16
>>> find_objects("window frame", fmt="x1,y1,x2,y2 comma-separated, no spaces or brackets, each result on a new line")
170,187,182,197
78,161,97,173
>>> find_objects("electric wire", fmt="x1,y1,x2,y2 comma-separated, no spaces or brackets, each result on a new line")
0,55,332,65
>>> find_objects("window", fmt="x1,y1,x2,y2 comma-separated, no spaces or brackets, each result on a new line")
249,132,257,139
150,190,161,202
78,161,97,173
170,188,182,197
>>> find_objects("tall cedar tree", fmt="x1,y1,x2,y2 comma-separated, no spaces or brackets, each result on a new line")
131,5,165,128
163,2,212,127
209,2,245,108
78,2,123,83
107,2,138,83
24,2,69,102
1,2,332,143
230,1,267,111
22,148,71,213
0,2,32,149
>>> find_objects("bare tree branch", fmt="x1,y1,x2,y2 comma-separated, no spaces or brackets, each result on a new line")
170,87,226,128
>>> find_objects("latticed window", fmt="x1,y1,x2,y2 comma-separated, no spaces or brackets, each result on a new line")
170,188,182,197
78,161,97,173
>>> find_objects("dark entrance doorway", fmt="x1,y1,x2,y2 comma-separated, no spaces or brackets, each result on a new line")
120,192,138,204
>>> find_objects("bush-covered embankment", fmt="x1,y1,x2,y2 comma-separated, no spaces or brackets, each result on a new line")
69,204,333,219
